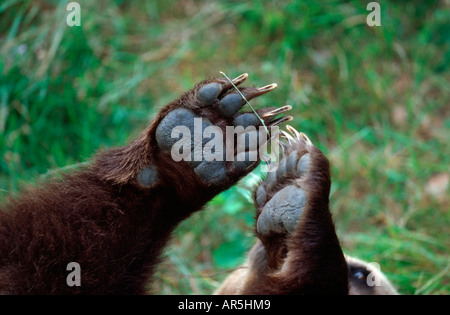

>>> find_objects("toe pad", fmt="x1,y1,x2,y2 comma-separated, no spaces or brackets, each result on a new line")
196,83,222,105
219,93,244,117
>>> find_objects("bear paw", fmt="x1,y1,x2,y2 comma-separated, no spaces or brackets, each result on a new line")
255,126,330,238
153,73,292,185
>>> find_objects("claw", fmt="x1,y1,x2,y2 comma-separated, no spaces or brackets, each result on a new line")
231,73,248,85
282,127,313,146
219,71,248,94
257,83,278,93
286,125,301,140
241,83,278,101
281,130,295,144
262,105,292,118
279,141,287,155
299,132,313,146
268,115,293,127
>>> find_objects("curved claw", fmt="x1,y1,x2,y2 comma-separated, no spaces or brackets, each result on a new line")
286,125,301,140
220,72,248,91
261,106,293,131
262,105,292,118
282,126,314,146
279,141,287,155
258,83,278,92
299,132,313,146
241,83,278,101
280,130,295,144
268,115,293,127
232,73,249,85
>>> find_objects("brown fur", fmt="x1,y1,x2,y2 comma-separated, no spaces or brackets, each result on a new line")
0,77,271,294
1,75,392,295
237,145,348,294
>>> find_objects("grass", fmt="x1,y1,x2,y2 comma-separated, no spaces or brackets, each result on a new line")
0,0,449,294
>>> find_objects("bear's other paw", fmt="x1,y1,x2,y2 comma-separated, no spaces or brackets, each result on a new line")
252,126,334,271
255,127,327,239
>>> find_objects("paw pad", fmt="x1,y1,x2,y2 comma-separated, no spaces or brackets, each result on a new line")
155,74,292,185
257,185,306,236
138,165,158,188
219,93,245,117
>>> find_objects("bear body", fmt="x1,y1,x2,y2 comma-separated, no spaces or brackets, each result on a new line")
0,74,397,294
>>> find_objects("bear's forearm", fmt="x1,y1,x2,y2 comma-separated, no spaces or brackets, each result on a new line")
0,162,199,294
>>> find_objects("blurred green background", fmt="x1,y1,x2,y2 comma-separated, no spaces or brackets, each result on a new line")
0,0,449,294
